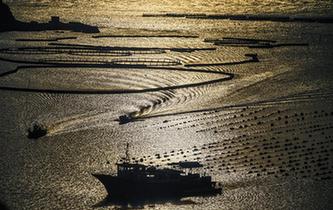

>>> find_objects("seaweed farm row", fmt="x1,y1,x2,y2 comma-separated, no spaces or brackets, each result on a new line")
14,34,199,42
143,13,333,23
204,37,308,49
131,97,333,182
0,38,262,95
0,45,216,56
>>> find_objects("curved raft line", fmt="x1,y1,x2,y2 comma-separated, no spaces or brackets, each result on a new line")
0,57,235,94
48,43,216,52
184,54,258,67
0,47,162,56
2,44,215,54
0,53,257,76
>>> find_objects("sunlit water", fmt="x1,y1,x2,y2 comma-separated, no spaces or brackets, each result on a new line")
1,0,333,209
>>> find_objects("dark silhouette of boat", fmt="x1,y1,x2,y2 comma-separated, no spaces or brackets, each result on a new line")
118,115,133,124
0,201,9,210
92,144,222,202
27,122,48,139
0,1,99,33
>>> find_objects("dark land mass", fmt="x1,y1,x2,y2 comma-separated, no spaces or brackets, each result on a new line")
0,1,99,33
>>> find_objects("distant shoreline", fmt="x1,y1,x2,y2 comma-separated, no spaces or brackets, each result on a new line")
0,1,99,33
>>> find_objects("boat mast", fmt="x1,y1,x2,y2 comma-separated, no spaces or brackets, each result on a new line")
125,143,130,162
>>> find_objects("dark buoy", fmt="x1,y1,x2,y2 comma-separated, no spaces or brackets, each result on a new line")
27,122,47,139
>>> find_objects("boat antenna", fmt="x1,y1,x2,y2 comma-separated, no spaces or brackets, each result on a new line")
125,143,130,162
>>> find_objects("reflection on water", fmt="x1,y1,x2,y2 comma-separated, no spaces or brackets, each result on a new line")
1,0,333,209
94,196,199,209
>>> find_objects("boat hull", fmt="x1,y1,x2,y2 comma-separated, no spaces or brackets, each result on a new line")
92,174,222,201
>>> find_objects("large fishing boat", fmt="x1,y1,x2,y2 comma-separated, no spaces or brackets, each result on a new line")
92,144,222,201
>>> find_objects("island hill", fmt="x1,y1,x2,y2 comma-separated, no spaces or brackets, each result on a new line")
0,1,99,33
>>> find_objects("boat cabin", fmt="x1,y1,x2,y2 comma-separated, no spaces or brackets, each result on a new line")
117,163,147,174
116,162,184,179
